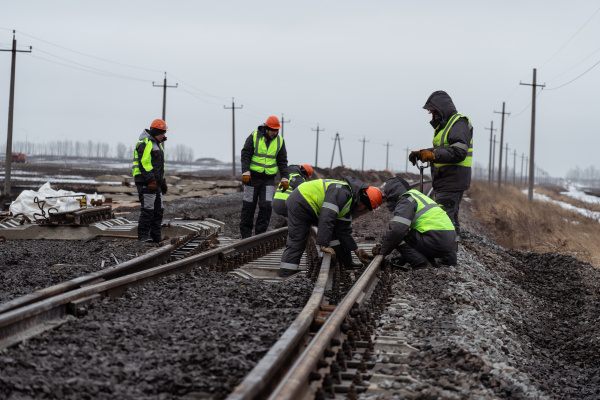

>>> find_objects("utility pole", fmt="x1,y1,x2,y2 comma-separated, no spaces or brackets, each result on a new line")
383,141,392,170
152,72,178,121
2,30,31,197
485,121,497,185
519,153,524,185
520,68,545,202
330,133,344,168
512,149,517,185
504,143,509,185
359,137,369,171
494,102,510,189
224,98,243,177
311,124,324,167
525,156,529,183
404,147,409,173
491,134,497,183
280,114,290,139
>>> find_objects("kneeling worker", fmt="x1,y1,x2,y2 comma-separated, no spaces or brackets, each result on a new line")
279,176,383,278
379,176,456,268
272,164,313,218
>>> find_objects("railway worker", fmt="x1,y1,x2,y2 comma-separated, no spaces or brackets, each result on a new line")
278,176,383,278
132,118,168,243
408,90,473,245
378,176,457,267
240,116,290,238
272,164,313,218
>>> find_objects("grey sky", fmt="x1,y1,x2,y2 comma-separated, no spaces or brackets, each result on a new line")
1,1,599,178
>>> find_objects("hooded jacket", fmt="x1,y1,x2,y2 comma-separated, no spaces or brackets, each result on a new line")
133,130,165,185
241,125,289,181
423,91,473,191
379,176,454,256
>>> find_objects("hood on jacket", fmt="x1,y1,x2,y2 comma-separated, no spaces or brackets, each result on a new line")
423,91,457,128
343,175,369,208
288,165,303,176
383,176,411,211
139,129,152,141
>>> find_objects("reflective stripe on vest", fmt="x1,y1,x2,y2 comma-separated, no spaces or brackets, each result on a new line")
297,179,352,219
274,173,304,201
432,113,473,168
132,138,164,177
249,131,283,175
392,189,455,233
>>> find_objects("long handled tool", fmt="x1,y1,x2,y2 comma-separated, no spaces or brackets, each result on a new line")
416,160,430,194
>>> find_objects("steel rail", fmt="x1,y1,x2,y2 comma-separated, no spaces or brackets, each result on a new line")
228,248,332,400
0,228,288,350
270,254,384,400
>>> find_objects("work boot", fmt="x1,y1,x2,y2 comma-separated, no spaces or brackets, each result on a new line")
411,261,434,270
279,268,300,278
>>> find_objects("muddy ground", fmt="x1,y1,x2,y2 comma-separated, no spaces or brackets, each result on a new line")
0,165,599,399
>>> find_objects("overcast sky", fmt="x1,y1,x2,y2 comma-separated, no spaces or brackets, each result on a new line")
2,1,600,178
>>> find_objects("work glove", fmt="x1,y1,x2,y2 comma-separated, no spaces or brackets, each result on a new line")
147,180,158,194
371,244,381,256
161,181,168,194
278,180,289,192
409,150,421,166
356,249,374,264
242,172,251,185
420,149,435,163
320,245,336,258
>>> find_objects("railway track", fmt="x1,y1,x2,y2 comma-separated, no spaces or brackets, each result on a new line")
0,228,289,350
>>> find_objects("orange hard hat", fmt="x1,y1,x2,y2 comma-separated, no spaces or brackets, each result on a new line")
301,164,313,178
265,115,281,130
364,186,383,210
150,119,168,131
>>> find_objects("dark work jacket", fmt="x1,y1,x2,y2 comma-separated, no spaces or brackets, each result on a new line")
133,130,165,185
314,175,369,251
423,91,472,191
240,125,289,182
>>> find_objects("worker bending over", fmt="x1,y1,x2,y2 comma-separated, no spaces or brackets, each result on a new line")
378,176,456,268
240,116,289,238
279,176,382,278
272,164,313,218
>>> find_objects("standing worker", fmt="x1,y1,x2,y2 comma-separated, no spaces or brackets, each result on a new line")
409,90,473,246
240,116,290,238
132,118,168,243
278,176,383,278
377,176,456,267
272,164,313,218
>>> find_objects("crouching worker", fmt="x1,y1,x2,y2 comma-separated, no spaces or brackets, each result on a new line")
278,176,383,278
378,176,456,268
272,164,313,219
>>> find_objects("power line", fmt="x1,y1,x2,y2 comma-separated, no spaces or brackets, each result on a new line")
539,5,600,68
545,58,600,91
17,30,164,73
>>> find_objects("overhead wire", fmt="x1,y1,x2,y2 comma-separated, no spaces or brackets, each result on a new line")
539,5,600,69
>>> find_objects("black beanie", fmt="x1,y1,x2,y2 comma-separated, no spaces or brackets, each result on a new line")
149,127,166,137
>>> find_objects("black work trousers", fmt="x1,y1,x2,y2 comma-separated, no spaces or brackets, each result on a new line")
240,180,275,238
434,190,464,237
398,229,457,267
136,183,164,241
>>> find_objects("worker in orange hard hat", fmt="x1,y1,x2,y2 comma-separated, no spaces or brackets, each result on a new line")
132,118,168,243
272,164,313,221
278,175,382,278
240,115,290,238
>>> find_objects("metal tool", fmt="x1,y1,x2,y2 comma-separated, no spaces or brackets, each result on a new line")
416,160,430,194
